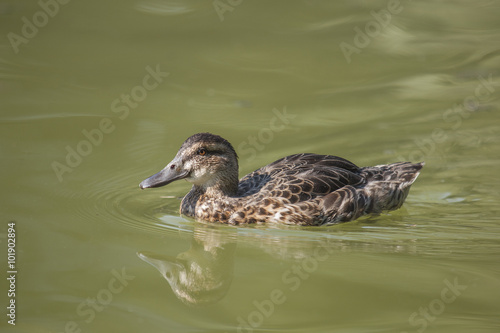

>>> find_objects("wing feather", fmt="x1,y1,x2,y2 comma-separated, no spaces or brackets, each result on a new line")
237,154,363,201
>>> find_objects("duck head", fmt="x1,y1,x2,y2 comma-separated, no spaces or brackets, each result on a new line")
140,133,239,195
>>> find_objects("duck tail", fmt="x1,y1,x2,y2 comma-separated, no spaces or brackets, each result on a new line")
360,161,424,214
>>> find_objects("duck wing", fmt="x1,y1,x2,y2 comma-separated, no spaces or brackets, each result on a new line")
237,153,364,202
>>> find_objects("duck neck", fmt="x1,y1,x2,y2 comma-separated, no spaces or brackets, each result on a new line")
206,173,239,197
181,162,239,217
193,171,239,198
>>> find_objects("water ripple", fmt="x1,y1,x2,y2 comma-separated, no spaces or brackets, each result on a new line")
73,166,190,235
134,0,201,16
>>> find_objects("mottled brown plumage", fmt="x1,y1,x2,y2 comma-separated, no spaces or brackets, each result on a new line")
140,133,424,226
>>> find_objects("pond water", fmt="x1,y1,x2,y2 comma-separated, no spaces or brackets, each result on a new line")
1,0,500,332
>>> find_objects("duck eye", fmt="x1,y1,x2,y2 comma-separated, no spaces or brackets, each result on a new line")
197,148,206,156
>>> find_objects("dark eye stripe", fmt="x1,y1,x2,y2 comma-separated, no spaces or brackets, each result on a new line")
197,148,224,156
209,149,228,156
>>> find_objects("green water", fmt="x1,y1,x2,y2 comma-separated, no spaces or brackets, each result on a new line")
1,0,500,332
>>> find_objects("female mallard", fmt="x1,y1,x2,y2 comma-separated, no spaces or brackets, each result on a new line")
140,133,423,226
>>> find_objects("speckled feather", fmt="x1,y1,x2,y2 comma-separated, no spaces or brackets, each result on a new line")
141,133,424,226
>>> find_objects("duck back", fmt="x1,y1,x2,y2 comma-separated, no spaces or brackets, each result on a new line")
320,162,424,223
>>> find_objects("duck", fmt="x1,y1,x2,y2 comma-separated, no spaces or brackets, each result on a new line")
139,133,424,226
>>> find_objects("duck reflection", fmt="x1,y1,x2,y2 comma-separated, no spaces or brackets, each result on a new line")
138,225,236,306
138,216,419,306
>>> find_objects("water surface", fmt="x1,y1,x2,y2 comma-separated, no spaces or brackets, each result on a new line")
1,1,500,332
